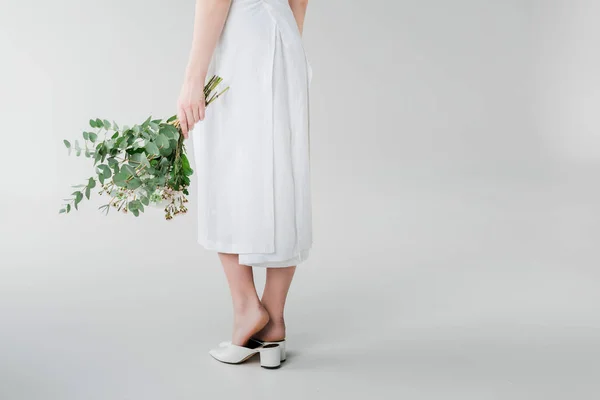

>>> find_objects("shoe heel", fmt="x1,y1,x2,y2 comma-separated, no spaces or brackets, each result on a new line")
260,344,281,369
279,341,287,362
262,340,286,362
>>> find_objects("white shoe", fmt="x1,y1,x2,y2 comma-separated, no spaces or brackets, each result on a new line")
219,338,287,362
209,338,281,369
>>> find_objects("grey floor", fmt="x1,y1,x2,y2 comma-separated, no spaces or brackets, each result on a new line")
1,160,599,400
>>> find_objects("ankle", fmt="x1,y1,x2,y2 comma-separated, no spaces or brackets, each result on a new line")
259,301,282,320
266,316,285,328
254,318,286,341
230,302,270,346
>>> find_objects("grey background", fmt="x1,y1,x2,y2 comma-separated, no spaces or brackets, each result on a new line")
1,0,599,399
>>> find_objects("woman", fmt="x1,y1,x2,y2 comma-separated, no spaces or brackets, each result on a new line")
177,0,312,368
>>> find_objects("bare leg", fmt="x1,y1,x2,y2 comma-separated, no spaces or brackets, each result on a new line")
254,266,296,341
218,253,270,346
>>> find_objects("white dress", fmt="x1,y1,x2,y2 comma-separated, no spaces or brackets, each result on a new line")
191,0,313,267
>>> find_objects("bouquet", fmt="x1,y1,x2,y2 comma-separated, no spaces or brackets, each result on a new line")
59,75,228,220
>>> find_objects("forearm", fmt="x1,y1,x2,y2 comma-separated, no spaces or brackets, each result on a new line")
288,0,308,35
184,0,232,83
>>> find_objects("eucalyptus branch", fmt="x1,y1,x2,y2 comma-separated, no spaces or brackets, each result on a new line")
60,75,229,220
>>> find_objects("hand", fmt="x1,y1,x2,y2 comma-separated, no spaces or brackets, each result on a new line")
177,77,206,139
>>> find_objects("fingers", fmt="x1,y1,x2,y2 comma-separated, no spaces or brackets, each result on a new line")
198,102,206,122
177,99,205,139
177,105,199,139
178,108,190,139
184,107,195,137
191,104,200,123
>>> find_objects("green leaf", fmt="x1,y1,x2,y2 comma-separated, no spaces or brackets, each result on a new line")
113,171,129,181
140,157,151,168
133,125,141,134
166,114,178,123
63,140,71,148
159,124,179,140
73,191,83,210
66,204,71,213
74,140,80,151
75,149,82,157
129,153,145,164
113,171,129,187
88,132,98,143
127,178,142,190
126,132,136,146
181,154,192,170
141,196,149,206
141,115,152,128
128,200,143,216
155,176,166,186
104,139,115,151
85,186,91,200
95,118,103,128
85,149,91,158
97,164,112,180
111,132,119,139
89,119,97,128
159,126,172,139
83,131,89,141
59,208,66,214
88,177,96,189
180,154,194,176
145,142,160,156
132,138,145,150
107,157,118,169
155,134,169,149
121,164,137,177
112,120,119,130
103,119,111,130
128,199,142,211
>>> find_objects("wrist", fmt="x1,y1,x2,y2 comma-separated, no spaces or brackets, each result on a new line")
184,66,207,85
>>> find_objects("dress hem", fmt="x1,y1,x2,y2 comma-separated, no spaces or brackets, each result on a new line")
198,237,274,254
198,238,311,268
